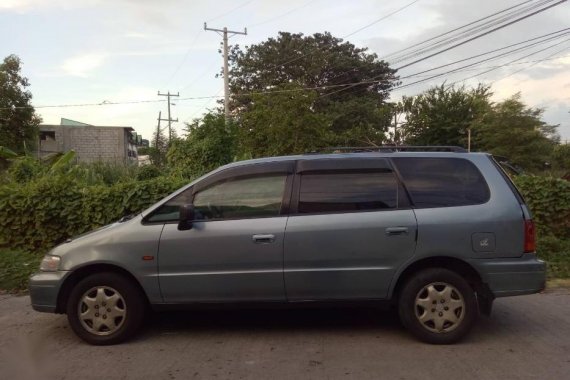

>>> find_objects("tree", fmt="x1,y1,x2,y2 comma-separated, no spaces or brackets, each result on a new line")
551,144,570,171
239,84,331,157
398,84,492,147
0,55,41,153
228,32,398,146
473,94,558,170
147,126,168,167
167,112,237,177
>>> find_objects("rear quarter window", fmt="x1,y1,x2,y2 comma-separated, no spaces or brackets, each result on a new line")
392,157,490,208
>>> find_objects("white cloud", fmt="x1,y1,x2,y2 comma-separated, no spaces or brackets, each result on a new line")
61,53,107,77
0,0,100,12
124,32,150,39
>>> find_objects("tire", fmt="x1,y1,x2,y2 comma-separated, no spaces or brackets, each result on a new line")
66,272,146,345
398,268,478,344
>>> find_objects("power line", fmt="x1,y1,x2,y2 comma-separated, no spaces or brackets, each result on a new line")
261,0,423,74
447,39,570,87
321,1,567,98
407,54,570,78
398,29,570,79
164,0,254,87
12,43,570,113
490,47,570,84
204,23,247,122
343,0,422,39
164,29,203,87
248,0,316,28
392,38,570,92
157,91,180,142
185,88,224,123
206,0,255,22
385,0,550,64
380,0,535,61
395,0,567,70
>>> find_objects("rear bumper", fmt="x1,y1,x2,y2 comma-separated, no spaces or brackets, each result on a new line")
28,271,69,313
468,254,546,297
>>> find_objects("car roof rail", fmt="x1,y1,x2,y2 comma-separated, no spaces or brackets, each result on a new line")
306,146,468,154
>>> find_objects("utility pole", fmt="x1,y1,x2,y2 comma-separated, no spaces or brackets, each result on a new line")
204,23,247,123
157,91,179,142
467,128,471,152
155,111,162,148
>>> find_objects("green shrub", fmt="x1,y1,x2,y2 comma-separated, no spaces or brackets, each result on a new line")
0,176,187,252
537,236,570,279
7,156,44,183
0,249,42,292
136,164,162,181
513,175,570,238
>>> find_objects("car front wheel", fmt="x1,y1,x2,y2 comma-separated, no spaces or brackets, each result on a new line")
66,272,145,345
398,268,478,344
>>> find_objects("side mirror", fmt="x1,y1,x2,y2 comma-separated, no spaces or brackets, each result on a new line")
178,204,195,231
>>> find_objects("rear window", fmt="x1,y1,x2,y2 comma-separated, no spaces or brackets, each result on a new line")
392,157,490,208
489,156,525,204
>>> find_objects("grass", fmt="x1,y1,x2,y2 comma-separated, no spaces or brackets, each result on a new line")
0,249,42,293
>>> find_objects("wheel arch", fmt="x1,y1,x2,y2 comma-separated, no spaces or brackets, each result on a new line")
56,263,149,314
390,256,492,312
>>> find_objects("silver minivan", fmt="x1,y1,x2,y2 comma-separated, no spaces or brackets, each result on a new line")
29,148,546,345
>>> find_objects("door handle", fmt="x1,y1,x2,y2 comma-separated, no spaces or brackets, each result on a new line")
252,234,275,244
385,227,409,236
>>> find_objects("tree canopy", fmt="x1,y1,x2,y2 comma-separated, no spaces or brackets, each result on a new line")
398,84,492,147
397,84,559,171
239,84,331,157
228,32,398,147
0,55,41,153
167,112,237,177
473,94,558,170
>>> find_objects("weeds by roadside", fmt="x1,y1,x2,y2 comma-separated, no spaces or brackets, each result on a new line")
0,249,42,293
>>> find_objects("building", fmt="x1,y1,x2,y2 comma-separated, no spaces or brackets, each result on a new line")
39,118,139,164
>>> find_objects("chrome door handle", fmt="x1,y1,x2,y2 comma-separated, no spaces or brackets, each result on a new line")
385,227,409,236
252,234,275,244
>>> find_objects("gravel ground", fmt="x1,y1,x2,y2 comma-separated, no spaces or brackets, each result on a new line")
1,289,569,380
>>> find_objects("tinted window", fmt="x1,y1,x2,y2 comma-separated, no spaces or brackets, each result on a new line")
393,158,490,208
298,171,398,213
193,175,287,220
146,188,194,223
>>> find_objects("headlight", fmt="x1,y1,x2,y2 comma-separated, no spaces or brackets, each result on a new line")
40,255,61,272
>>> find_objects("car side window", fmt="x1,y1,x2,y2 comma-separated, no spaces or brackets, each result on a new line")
392,157,490,208
193,174,287,220
145,188,194,223
298,171,398,214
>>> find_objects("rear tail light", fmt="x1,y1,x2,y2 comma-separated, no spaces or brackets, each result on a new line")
524,219,536,253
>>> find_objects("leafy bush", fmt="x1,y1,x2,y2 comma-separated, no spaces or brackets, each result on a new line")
167,113,237,178
0,175,187,252
0,249,42,292
136,164,162,181
513,175,570,238
537,236,570,279
7,156,44,183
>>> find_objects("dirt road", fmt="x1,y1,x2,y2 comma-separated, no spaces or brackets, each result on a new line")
1,290,569,379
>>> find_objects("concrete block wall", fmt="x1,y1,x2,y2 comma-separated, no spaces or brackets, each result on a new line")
67,127,125,163
39,125,136,164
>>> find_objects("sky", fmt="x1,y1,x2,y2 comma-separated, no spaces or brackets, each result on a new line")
1,0,569,142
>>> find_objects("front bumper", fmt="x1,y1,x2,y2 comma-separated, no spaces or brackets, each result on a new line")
468,254,546,297
28,271,69,313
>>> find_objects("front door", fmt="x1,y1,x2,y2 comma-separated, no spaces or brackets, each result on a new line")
154,169,292,303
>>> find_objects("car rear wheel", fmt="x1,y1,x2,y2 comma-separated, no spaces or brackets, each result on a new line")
66,272,145,345
398,268,478,344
